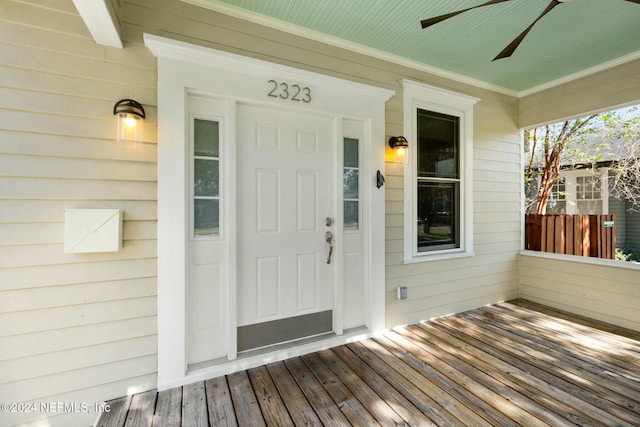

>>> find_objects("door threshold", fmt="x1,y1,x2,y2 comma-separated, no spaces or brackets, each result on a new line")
237,331,337,359
175,327,372,391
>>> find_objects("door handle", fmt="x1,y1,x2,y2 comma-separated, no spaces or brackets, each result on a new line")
324,231,333,264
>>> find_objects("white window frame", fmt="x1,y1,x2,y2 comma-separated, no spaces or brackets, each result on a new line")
558,168,609,215
402,80,479,262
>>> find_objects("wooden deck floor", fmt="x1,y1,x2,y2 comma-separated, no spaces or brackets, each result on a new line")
96,300,640,426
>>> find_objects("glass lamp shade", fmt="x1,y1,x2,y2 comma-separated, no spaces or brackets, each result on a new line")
116,113,143,143
113,99,145,143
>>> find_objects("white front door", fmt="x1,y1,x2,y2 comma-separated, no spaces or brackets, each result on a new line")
236,104,335,351
147,34,392,388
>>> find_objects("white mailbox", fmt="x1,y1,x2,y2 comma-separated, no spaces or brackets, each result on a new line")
64,209,123,253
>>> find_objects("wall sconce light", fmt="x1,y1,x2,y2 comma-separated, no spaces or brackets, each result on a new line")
389,136,408,156
114,99,145,143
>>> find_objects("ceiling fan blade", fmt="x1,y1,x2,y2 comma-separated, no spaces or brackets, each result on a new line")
493,0,561,60
421,0,511,29
624,0,640,3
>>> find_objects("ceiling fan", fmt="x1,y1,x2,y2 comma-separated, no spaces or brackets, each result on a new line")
421,0,640,61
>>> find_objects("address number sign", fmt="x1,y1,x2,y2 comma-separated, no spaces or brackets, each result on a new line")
268,80,312,103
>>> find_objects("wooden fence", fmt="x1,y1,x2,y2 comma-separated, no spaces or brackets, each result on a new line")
525,214,616,259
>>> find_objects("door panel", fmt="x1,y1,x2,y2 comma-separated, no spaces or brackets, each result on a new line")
237,104,335,335
187,94,228,366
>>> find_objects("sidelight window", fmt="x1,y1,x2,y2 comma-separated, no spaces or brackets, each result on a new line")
193,118,220,236
344,137,360,230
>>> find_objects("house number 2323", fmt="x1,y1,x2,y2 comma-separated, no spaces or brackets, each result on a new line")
267,80,312,103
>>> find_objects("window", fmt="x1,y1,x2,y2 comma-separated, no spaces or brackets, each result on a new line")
416,109,460,251
554,171,607,215
576,175,602,214
343,137,359,230
193,118,220,236
402,80,479,261
547,177,566,214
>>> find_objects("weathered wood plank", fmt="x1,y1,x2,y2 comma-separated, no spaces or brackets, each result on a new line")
96,395,131,427
301,352,380,426
438,312,637,425
153,387,182,427
462,310,640,425
372,334,499,427
284,357,351,426
350,340,470,427
266,361,323,426
427,317,606,426
247,365,294,427
316,348,408,426
93,301,640,427
393,327,553,427
205,376,238,427
493,304,640,377
512,299,640,342
413,322,592,426
182,382,208,427
124,389,156,427
227,371,266,427
332,344,437,426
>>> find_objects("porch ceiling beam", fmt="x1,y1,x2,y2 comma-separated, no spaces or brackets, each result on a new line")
72,0,123,48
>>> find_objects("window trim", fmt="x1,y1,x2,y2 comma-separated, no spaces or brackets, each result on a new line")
402,80,479,262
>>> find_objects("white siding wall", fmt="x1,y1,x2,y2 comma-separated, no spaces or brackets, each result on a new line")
385,96,521,327
128,1,522,326
520,251,640,331
0,1,157,426
1,0,523,425
519,58,640,128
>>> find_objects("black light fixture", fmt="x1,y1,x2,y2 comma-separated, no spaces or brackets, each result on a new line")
113,99,145,143
389,136,408,156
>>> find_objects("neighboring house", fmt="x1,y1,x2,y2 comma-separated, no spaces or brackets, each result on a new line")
529,130,640,250
547,169,640,250
1,1,640,426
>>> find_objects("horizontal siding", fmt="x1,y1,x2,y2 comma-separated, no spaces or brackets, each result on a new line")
519,58,640,128
1,373,157,427
624,208,640,250
0,1,158,426
384,93,521,327
12,0,628,425
125,0,523,336
520,252,640,331
610,198,628,247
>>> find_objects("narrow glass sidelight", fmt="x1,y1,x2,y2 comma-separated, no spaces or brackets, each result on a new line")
193,119,220,236
343,137,359,230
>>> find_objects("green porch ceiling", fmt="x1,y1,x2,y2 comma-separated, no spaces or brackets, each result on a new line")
182,0,640,95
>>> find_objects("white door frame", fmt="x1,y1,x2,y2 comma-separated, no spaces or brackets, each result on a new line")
145,34,393,390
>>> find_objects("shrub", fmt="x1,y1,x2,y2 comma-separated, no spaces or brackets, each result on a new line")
616,245,640,262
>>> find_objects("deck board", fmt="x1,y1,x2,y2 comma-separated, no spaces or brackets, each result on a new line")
153,387,182,427
95,300,640,426
266,361,323,426
182,381,208,427
248,365,295,427
204,376,237,427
